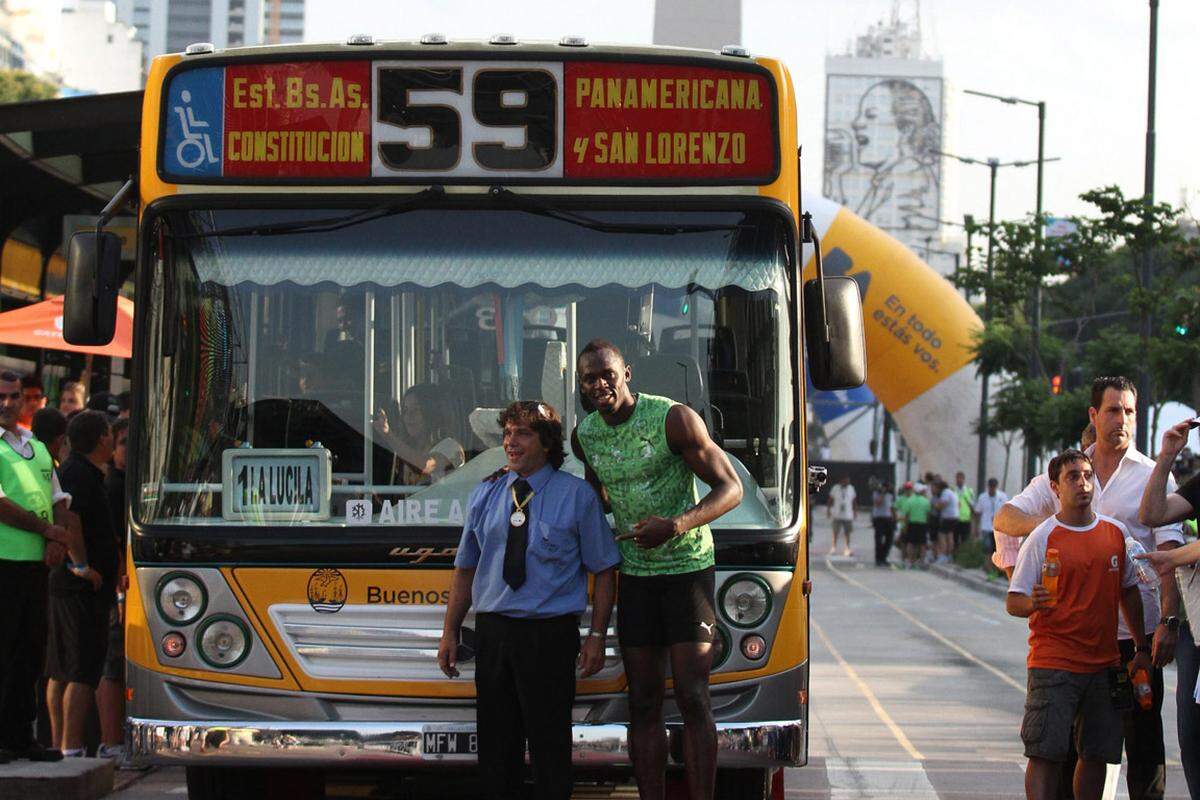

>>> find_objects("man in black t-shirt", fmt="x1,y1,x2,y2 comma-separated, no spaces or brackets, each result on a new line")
97,417,128,761
45,411,116,757
1137,417,1200,798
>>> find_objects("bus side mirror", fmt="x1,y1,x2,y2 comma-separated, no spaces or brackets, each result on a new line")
64,231,122,345
804,276,866,390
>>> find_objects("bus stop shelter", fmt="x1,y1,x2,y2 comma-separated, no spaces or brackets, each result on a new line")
0,91,140,386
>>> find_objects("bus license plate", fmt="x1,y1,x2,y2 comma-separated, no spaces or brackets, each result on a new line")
422,726,477,759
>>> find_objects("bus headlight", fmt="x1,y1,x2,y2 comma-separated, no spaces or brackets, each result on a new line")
719,574,772,628
196,615,251,668
156,572,207,626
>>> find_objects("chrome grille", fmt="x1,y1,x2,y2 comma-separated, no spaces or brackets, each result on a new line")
270,604,620,682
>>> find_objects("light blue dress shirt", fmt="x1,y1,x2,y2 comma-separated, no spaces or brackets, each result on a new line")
454,464,621,618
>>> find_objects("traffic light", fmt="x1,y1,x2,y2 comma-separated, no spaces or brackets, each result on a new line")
1051,375,1063,395
1176,323,1189,336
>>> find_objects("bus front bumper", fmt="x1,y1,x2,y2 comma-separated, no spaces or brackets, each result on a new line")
128,718,803,768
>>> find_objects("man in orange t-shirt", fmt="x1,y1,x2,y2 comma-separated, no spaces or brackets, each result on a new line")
1007,449,1151,800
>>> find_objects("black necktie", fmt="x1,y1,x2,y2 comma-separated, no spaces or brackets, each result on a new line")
503,479,532,590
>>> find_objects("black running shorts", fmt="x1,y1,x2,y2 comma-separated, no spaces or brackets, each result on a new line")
616,567,716,648
45,590,114,688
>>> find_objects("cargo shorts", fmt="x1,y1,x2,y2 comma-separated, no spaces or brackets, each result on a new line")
1021,667,1124,764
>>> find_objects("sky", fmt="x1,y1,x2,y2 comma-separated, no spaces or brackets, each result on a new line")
303,0,1200,233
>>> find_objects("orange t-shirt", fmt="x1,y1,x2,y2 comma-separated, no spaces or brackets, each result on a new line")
1009,513,1138,673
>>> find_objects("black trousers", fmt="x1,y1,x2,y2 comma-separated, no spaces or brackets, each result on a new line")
0,560,47,750
474,613,580,800
871,518,896,565
1118,638,1166,800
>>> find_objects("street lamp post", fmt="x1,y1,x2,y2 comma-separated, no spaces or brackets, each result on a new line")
965,88,1048,480
937,151,1060,493
1138,0,1159,453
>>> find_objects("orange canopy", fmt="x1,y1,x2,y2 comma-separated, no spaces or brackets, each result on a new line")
0,295,133,358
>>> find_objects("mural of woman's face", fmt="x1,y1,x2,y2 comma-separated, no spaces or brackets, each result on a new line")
851,85,896,168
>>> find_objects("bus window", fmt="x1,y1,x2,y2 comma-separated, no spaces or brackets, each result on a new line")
139,207,793,531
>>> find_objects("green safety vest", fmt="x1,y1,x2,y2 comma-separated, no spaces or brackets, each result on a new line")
0,437,54,562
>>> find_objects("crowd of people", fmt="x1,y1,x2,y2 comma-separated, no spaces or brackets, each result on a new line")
829,469,985,570
823,375,1200,800
830,375,1200,800
0,372,130,764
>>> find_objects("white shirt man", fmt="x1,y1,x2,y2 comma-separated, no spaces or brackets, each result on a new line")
828,481,856,521
975,485,1009,535
827,479,856,556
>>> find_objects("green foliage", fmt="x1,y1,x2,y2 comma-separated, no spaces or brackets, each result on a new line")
954,536,986,569
0,70,58,103
960,183,1200,461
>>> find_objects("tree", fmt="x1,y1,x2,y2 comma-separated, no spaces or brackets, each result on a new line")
0,70,58,104
954,185,1200,464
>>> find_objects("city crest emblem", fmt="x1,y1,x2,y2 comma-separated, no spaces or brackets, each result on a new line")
307,568,348,613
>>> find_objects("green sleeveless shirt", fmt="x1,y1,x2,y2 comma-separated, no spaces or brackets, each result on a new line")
0,436,54,562
577,393,714,576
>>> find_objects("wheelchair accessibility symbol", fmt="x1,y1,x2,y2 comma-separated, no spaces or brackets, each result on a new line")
173,90,219,169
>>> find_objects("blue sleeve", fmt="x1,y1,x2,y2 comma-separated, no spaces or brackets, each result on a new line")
576,484,621,573
453,484,488,568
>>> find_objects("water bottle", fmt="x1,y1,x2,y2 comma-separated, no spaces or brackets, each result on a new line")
1125,537,1160,588
1041,548,1061,607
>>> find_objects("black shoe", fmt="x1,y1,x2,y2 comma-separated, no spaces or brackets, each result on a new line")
13,743,63,762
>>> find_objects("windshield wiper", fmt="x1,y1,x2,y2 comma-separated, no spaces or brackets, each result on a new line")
486,187,744,235
172,185,745,240
173,188,443,240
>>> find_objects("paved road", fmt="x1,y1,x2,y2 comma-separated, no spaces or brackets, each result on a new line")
794,528,1189,799
111,533,1193,799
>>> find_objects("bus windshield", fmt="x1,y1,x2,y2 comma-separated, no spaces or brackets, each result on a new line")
139,206,795,531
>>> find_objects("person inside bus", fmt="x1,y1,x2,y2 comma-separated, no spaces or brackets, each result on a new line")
372,384,465,485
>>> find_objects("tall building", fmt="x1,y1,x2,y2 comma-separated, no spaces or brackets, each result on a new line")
113,0,305,76
60,0,143,94
0,2,27,69
652,0,739,50
823,4,957,275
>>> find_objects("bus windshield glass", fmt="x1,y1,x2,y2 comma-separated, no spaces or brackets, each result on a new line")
139,206,795,531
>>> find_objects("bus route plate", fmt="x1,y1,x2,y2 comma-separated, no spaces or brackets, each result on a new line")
221,448,332,521
421,724,477,760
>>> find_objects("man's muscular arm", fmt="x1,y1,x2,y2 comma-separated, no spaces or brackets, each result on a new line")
620,405,742,549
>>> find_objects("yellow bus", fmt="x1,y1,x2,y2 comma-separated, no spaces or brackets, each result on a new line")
64,34,864,800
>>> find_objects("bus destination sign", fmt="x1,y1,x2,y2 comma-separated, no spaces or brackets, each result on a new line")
221,448,333,522
161,59,776,183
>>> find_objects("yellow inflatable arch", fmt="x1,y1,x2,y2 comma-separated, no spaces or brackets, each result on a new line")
801,192,1011,485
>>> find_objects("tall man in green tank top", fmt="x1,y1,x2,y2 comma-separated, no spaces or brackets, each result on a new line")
573,340,743,800
0,371,84,762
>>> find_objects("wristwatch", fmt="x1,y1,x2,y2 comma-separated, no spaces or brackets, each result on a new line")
1160,616,1180,631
